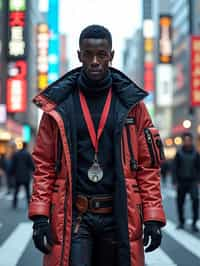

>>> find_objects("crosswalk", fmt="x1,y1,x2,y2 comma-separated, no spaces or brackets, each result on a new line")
0,186,200,266
0,219,199,265
0,223,32,266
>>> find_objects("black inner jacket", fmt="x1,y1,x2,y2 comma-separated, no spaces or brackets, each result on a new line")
74,69,116,195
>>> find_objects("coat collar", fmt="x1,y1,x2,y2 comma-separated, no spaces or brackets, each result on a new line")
33,67,148,112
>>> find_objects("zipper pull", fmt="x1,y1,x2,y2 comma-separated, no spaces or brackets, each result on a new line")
74,215,82,234
130,159,138,171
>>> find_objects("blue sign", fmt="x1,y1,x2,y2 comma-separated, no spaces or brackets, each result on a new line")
23,124,31,142
48,0,59,84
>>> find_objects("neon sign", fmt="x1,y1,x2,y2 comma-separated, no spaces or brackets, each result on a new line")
159,15,172,64
8,0,26,58
6,60,27,112
9,0,26,11
37,24,49,90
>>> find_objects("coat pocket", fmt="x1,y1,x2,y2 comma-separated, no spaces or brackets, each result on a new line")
50,186,62,244
144,127,165,167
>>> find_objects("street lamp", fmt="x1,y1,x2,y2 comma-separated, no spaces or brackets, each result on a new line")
182,119,191,129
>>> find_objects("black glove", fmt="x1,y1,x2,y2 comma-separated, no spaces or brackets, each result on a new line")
143,221,162,252
32,216,53,254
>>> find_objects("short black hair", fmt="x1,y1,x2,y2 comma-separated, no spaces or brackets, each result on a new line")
23,142,28,149
182,132,193,139
79,25,112,49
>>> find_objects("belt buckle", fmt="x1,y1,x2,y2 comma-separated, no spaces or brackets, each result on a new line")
89,197,100,210
76,195,88,213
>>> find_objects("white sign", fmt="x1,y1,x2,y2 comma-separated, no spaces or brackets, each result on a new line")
9,26,25,56
143,19,154,38
38,0,49,12
156,64,173,107
0,105,7,123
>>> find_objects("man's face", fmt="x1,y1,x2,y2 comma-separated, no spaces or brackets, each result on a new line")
78,38,114,81
183,136,193,148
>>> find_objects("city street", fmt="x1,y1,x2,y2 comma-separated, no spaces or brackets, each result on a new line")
0,181,200,266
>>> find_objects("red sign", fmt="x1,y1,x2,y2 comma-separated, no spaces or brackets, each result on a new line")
8,8,26,58
6,60,27,112
9,12,25,27
144,62,154,92
191,36,200,106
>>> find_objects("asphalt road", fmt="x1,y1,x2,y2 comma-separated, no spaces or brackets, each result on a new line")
0,179,200,266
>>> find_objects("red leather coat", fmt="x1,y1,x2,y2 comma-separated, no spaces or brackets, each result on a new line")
29,67,166,266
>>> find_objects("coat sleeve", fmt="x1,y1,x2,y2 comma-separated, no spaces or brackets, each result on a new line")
135,102,166,226
28,113,57,219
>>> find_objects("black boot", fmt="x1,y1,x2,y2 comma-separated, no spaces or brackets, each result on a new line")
192,222,199,233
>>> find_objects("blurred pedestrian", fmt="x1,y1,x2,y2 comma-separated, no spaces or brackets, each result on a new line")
10,142,34,209
173,132,200,232
0,154,5,189
161,160,170,185
28,25,166,266
4,141,17,195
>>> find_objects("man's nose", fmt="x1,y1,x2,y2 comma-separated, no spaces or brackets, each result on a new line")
91,56,99,65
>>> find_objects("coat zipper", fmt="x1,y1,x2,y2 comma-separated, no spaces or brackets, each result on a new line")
60,183,68,266
125,124,138,171
122,133,126,164
144,128,156,167
156,138,165,160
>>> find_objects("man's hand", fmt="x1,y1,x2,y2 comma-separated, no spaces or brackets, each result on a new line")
32,216,53,254
143,221,162,252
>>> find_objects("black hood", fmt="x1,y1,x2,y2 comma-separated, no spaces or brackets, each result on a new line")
33,67,148,111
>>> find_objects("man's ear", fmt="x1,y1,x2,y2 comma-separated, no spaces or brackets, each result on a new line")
110,50,115,63
77,50,82,62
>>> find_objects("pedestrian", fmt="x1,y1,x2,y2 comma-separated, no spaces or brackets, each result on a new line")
161,160,169,185
29,25,166,266
4,141,17,195
173,132,200,232
0,154,5,189
11,142,34,209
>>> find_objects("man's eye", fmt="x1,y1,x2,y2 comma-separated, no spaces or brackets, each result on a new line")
98,53,108,58
83,52,92,57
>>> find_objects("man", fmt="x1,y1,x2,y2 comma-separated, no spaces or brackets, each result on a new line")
29,25,166,266
173,132,200,232
11,142,34,208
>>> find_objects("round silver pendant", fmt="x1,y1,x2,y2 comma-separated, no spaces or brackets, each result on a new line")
88,162,103,183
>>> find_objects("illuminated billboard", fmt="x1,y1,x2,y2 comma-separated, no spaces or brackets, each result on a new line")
6,0,27,113
6,60,27,112
159,15,172,64
191,36,200,106
9,0,26,11
156,64,173,107
37,23,49,90
48,0,59,84
7,0,27,59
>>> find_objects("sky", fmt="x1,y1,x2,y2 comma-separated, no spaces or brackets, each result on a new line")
59,0,142,70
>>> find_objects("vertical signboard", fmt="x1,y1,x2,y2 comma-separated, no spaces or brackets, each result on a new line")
156,64,173,106
143,16,155,119
159,15,172,64
191,36,200,106
156,15,173,107
6,0,27,112
37,24,49,90
48,0,59,84
143,19,155,93
7,60,27,112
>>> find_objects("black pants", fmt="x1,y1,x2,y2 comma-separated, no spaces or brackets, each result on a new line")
70,211,118,266
177,182,199,225
13,182,30,208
